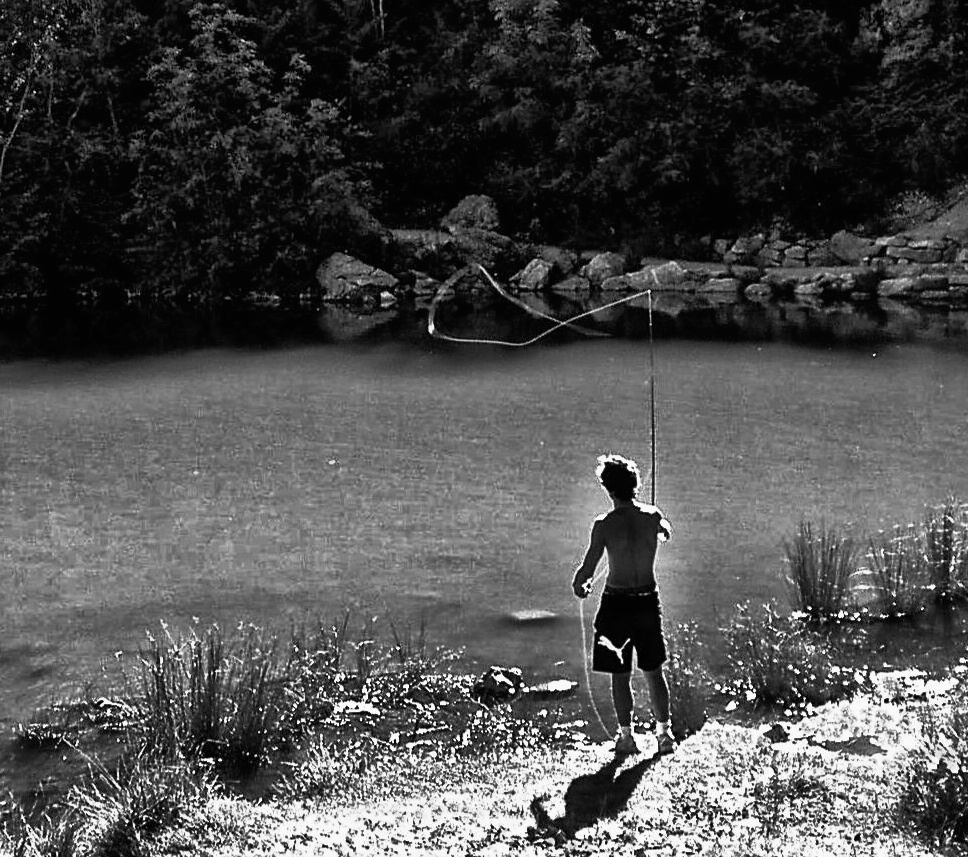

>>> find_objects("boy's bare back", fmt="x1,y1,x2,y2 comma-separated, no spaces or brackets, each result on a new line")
596,501,669,590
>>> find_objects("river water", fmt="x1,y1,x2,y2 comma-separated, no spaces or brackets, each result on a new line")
3,315,968,740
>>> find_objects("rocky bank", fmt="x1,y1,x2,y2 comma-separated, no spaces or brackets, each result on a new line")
313,195,968,345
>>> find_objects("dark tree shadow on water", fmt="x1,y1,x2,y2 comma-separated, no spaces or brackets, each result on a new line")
529,753,659,840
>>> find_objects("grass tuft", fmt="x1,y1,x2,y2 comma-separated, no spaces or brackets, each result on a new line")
784,520,860,624
132,622,292,775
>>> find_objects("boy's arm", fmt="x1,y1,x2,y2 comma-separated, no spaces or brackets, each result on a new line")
572,519,605,598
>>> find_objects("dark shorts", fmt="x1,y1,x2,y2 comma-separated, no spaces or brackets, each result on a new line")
592,588,667,674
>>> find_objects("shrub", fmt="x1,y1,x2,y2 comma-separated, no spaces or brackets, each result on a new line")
721,601,865,711
921,497,968,606
865,524,930,619
665,621,711,739
898,674,968,848
784,520,860,624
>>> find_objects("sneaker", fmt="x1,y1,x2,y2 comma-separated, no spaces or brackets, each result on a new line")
614,732,639,756
656,732,677,756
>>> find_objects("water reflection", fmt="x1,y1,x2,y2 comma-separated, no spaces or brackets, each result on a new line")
3,295,968,358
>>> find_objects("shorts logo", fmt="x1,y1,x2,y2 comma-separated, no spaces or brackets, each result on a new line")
596,635,631,664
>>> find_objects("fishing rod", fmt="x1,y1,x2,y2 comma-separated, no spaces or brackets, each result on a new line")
648,288,657,506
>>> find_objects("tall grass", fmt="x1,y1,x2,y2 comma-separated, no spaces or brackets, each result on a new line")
865,524,929,619
922,497,968,606
784,520,860,623
128,614,457,776
133,623,292,775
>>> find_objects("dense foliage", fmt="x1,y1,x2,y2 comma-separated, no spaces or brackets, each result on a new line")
2,0,968,301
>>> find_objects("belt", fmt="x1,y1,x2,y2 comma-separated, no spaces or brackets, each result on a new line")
603,585,657,597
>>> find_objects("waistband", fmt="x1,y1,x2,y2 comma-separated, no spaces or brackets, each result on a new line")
603,585,658,597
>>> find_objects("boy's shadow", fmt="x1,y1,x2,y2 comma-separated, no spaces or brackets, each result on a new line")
530,752,658,840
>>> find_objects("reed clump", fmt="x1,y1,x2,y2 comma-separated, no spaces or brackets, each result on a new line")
784,520,859,624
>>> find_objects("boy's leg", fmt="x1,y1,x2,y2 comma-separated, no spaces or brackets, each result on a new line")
611,672,634,727
644,667,670,722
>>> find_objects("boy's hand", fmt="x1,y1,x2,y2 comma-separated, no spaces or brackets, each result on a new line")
572,578,591,599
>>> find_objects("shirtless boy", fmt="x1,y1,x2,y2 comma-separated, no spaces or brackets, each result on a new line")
572,453,675,756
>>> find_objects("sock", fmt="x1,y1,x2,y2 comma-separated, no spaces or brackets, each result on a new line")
656,720,671,737
619,725,633,739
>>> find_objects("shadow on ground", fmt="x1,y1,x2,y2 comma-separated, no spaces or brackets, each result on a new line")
529,751,659,840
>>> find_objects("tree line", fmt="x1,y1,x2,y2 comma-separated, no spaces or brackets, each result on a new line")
1,0,967,305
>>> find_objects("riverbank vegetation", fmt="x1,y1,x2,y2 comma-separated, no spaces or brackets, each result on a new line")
5,498,968,854
3,0,968,310
786,497,968,622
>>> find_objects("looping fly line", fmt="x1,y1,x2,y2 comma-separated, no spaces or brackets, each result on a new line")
427,264,661,347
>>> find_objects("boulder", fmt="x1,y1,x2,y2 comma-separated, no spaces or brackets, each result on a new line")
829,230,877,265
316,252,398,305
649,260,696,290
580,252,626,287
441,194,501,233
511,258,555,292
472,666,524,705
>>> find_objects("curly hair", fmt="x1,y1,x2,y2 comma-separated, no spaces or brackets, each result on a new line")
596,454,640,501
